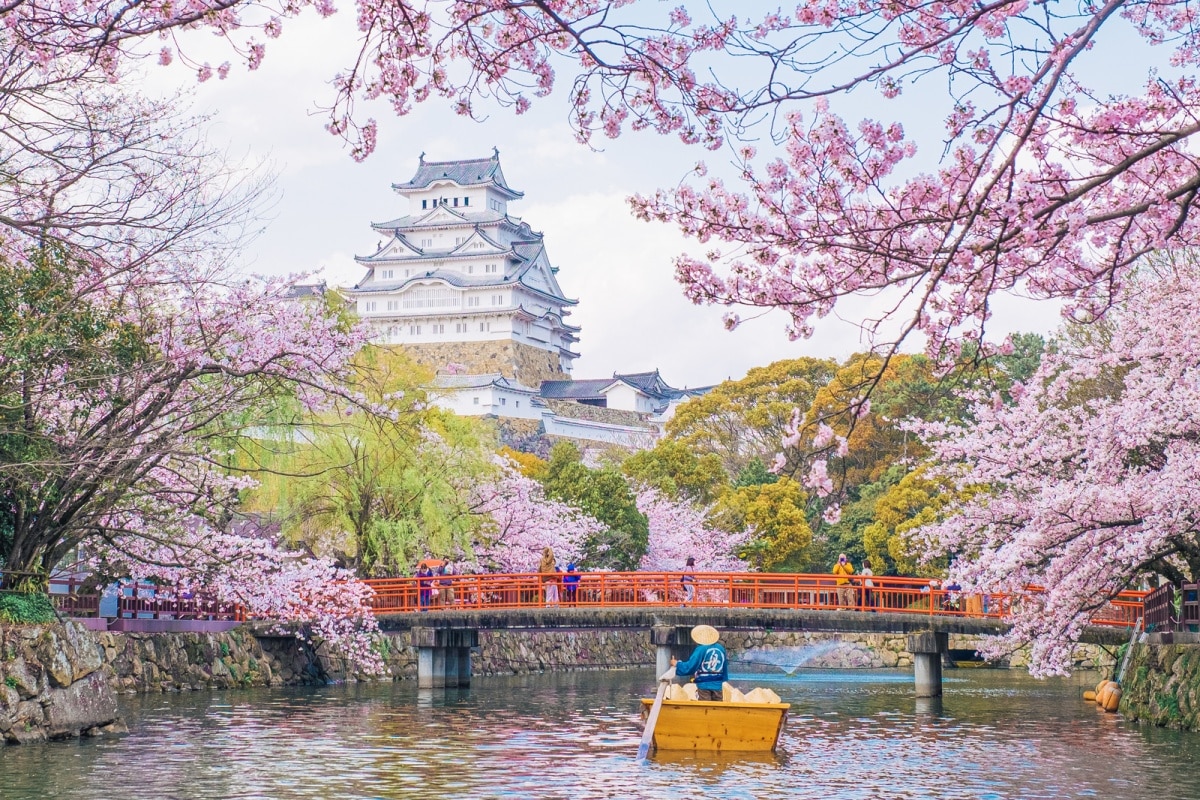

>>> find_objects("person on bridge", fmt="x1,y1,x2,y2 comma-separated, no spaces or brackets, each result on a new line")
833,553,856,608
417,563,434,610
681,556,696,605
671,625,728,701
860,559,876,611
539,547,559,605
563,563,580,605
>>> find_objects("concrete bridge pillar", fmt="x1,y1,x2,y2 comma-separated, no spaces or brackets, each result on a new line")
907,631,949,697
413,627,479,689
650,625,700,677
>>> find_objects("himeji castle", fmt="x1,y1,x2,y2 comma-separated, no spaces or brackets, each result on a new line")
344,151,710,448
344,149,580,386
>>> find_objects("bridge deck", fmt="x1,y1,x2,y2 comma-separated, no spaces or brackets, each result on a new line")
371,607,1129,646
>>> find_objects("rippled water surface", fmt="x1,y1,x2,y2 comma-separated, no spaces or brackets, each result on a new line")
3,667,1199,799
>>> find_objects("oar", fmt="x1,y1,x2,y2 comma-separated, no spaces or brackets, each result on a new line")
637,666,676,762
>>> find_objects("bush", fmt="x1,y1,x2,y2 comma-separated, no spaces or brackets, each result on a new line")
0,591,58,624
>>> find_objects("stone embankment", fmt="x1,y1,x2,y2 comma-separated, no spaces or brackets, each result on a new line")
1120,641,1200,731
1,623,123,744
3,622,1118,743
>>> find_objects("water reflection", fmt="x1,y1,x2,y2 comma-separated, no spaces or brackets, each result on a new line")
1,668,1198,799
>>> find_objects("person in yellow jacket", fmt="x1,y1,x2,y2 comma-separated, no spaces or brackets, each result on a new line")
832,553,856,608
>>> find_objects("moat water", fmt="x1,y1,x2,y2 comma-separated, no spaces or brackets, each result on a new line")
3,667,1199,799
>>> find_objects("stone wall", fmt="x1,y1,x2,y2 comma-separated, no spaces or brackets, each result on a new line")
1119,642,1200,731
1,623,122,743
474,629,654,675
543,399,650,428
100,628,281,694
402,340,568,386
2,622,1124,745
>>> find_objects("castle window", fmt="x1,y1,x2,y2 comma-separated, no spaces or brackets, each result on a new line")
386,300,399,311
479,322,485,332
432,323,445,334
363,301,377,312
500,397,506,406
473,396,479,405
463,197,470,207
410,325,421,335
422,200,428,209
468,265,474,273
485,263,497,273
453,198,459,207
515,401,521,408
404,287,460,310
381,269,394,279
421,238,433,247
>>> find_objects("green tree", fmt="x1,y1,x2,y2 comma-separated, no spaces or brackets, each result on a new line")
246,347,497,576
541,442,648,570
861,468,970,576
665,357,838,475
712,477,813,571
733,457,779,489
621,439,728,504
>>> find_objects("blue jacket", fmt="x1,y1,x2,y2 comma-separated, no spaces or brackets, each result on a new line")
674,643,728,691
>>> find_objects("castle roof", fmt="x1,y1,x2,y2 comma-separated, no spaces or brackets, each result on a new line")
434,373,540,394
539,370,711,410
393,151,523,199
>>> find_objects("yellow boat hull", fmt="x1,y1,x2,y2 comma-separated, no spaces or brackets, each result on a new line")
639,699,790,752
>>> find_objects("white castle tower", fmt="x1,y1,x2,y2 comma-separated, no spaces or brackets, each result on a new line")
344,150,580,385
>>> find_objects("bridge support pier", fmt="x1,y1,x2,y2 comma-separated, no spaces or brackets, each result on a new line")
907,631,949,698
651,625,699,677
413,628,478,689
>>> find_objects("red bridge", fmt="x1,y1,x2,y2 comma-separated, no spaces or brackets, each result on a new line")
363,570,1147,629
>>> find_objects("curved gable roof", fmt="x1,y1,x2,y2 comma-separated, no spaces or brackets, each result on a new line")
392,152,523,199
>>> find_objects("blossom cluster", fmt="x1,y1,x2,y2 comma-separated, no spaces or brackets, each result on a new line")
918,261,1200,675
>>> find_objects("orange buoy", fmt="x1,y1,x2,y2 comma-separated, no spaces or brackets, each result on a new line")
1083,690,1097,702
1102,686,1122,712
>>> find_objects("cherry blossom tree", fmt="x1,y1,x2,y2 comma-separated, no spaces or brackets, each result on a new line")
8,3,1199,342
93,520,384,674
471,459,598,572
0,76,383,664
636,488,747,574
917,256,1200,676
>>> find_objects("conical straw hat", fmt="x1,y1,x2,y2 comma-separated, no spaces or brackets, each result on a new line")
691,624,720,645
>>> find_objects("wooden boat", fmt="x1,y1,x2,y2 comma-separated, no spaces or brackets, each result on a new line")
639,698,790,752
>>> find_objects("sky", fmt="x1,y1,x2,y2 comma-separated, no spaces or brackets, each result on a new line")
135,9,1079,389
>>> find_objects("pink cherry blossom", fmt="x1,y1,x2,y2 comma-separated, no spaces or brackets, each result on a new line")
917,259,1200,676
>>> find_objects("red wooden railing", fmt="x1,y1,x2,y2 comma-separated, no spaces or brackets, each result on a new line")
363,571,1149,627
46,577,245,622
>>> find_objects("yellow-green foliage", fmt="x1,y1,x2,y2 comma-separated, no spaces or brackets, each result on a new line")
714,477,813,571
862,468,970,575
498,447,547,479
621,439,728,504
241,346,498,576
665,357,838,475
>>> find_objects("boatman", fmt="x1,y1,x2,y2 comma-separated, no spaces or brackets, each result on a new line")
671,625,728,701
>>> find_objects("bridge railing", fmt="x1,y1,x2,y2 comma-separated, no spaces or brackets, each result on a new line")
363,571,1147,626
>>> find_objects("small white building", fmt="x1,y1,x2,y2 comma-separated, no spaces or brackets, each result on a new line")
434,373,544,421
